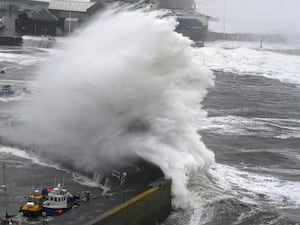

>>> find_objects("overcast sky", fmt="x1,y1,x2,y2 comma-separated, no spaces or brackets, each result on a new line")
196,0,300,35
54,0,300,36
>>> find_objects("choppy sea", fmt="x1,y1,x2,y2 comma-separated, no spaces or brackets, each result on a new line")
0,8,300,225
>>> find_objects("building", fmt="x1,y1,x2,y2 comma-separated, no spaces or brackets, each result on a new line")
14,0,104,36
0,0,49,13
28,8,58,36
48,0,104,35
15,8,58,36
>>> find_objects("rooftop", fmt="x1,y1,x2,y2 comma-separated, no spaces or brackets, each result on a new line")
49,0,97,12
30,8,59,22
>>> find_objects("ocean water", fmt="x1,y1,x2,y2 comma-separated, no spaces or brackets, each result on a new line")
0,6,300,225
162,43,300,225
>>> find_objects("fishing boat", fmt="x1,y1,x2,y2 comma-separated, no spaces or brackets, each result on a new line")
0,85,14,96
43,183,80,216
21,189,46,217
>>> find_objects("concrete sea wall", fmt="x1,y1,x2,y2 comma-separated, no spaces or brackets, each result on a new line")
0,36,22,46
84,179,172,225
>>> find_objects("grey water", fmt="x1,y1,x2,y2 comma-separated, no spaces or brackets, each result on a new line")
162,71,300,225
0,10,300,225
202,72,300,224
1,45,300,225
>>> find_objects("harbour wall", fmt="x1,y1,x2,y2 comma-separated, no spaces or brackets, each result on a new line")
84,179,172,225
0,36,22,46
207,31,286,43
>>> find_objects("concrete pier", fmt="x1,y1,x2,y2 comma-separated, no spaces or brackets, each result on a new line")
40,178,172,225
84,179,172,225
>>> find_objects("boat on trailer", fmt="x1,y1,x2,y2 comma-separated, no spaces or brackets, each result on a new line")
43,183,80,216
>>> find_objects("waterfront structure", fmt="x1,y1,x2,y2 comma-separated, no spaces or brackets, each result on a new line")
15,8,58,36
29,8,58,36
48,0,104,35
0,0,48,14
149,0,209,45
13,0,103,36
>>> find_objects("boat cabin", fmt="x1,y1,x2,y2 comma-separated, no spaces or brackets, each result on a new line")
44,186,69,209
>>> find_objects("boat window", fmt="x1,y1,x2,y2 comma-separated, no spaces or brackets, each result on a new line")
27,197,40,204
55,197,57,202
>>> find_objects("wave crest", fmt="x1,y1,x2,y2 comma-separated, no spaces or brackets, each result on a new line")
2,6,214,208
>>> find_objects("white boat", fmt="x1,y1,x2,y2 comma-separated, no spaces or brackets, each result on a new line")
43,183,80,216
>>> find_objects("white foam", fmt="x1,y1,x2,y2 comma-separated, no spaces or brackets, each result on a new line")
71,173,101,188
194,44,300,85
208,163,300,208
0,146,61,170
0,95,25,103
200,115,300,138
0,146,31,159
0,52,45,66
2,6,215,209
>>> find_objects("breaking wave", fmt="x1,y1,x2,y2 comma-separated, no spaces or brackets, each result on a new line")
1,5,214,208
201,115,300,138
194,44,300,85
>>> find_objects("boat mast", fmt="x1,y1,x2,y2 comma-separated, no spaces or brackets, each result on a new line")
1,162,8,218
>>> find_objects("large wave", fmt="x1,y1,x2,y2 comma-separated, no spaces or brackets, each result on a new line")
1,5,214,208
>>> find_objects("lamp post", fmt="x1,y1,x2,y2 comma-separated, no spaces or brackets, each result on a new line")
1,163,8,219
112,170,127,203
121,172,127,203
41,211,47,225
68,11,72,35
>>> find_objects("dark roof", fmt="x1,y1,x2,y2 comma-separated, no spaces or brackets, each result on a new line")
30,8,59,22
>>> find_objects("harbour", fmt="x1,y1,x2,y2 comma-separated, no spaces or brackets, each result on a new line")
1,0,300,225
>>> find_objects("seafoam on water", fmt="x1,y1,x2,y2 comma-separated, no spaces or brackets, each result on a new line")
194,43,300,85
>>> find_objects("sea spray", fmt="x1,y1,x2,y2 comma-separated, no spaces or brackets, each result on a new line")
2,5,215,208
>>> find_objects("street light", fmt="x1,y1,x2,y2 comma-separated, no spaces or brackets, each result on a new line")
121,173,127,203
112,170,127,203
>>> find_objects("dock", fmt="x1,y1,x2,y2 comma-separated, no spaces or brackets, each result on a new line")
17,178,172,225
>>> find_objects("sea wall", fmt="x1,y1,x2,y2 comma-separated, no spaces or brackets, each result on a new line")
207,31,286,43
84,179,172,225
0,36,22,46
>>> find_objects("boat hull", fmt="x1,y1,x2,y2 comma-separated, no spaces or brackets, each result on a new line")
22,209,42,217
44,200,80,216
44,207,70,216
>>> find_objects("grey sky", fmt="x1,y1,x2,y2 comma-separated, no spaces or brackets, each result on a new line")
196,0,300,35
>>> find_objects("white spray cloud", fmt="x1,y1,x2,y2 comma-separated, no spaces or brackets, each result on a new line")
2,6,215,208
